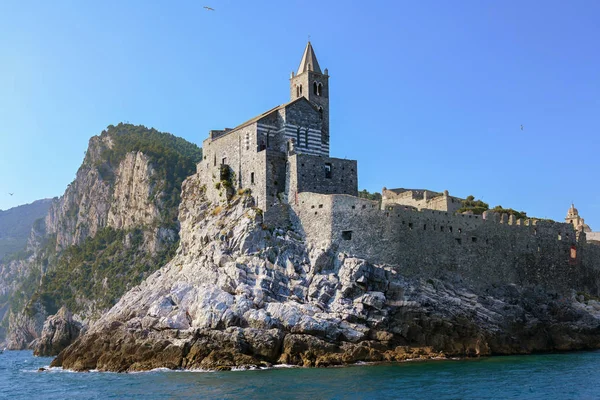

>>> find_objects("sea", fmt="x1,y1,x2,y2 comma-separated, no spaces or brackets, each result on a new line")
1,350,600,399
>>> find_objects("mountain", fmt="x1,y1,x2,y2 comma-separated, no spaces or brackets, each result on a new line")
0,123,202,349
0,199,53,262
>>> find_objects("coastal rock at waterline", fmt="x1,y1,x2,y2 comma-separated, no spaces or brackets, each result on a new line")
52,174,600,372
33,306,83,357
6,307,47,350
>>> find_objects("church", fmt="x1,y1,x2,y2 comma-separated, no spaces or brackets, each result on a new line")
198,42,358,214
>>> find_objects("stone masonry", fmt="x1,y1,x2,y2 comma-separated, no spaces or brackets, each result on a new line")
195,42,600,294
197,42,352,212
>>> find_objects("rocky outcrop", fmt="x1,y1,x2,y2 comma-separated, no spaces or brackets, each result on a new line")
53,173,600,372
6,305,47,350
33,307,83,356
45,136,164,251
107,152,160,231
45,134,114,250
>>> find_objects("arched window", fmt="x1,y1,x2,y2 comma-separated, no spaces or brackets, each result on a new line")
317,83,323,96
296,85,300,97
318,106,323,120
304,128,309,148
313,82,318,95
296,127,301,146
299,85,303,95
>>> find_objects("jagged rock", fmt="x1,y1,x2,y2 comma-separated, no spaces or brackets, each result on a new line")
50,173,600,372
6,306,47,350
33,307,83,357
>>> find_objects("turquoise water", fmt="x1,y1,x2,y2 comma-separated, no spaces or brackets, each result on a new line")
1,350,600,399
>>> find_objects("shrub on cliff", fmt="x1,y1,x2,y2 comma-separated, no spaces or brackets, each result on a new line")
456,195,489,215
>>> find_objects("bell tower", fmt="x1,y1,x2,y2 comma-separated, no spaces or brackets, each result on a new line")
290,42,330,146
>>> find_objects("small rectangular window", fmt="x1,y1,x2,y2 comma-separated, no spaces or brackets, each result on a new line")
342,230,352,240
472,237,477,243
250,172,255,185
222,157,227,165
325,163,332,179
408,222,413,229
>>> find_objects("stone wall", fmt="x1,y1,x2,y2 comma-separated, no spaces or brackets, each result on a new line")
293,193,597,293
287,154,357,201
283,99,327,156
382,188,462,213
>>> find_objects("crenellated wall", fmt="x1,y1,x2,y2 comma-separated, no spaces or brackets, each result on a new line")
293,192,596,292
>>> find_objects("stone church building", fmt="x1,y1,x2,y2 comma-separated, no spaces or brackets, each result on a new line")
198,42,357,212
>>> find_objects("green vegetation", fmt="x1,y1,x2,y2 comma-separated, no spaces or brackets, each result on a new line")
358,189,382,201
456,195,529,219
456,195,489,215
491,206,528,220
25,227,177,317
8,234,59,315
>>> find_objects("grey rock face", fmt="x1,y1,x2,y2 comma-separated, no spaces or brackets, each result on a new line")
6,305,47,350
33,307,83,356
45,136,164,251
53,173,600,372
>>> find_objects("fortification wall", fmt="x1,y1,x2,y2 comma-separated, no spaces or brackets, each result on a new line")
294,193,595,292
586,232,600,243
287,154,357,200
382,189,462,213
292,193,334,248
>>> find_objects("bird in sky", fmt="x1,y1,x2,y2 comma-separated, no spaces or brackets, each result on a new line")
8,193,14,196
204,6,215,11
520,124,524,131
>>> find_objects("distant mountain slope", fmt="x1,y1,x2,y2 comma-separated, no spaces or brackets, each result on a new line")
1,123,203,349
0,199,53,261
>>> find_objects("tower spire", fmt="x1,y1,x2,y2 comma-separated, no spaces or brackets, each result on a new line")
297,41,322,74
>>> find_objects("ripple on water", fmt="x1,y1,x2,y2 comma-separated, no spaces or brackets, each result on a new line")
2,350,600,399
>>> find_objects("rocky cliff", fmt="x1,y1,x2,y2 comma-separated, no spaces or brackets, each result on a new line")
33,306,83,356
1,123,202,349
53,173,600,372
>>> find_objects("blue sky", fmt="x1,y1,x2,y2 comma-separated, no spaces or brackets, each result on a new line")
1,0,599,227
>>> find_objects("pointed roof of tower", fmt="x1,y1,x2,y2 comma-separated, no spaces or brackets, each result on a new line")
297,41,322,75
